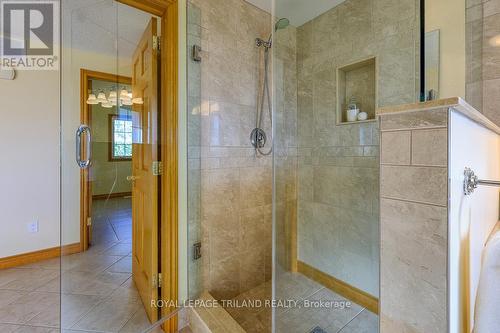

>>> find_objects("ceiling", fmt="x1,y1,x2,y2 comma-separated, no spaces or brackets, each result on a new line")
246,0,347,27
63,0,155,60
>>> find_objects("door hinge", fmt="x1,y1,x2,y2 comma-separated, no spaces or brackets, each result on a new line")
193,242,202,260
86,217,92,226
153,36,160,51
152,161,163,176
153,273,163,288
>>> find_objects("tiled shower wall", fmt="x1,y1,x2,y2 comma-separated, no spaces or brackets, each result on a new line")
187,0,272,301
466,0,500,126
295,0,419,297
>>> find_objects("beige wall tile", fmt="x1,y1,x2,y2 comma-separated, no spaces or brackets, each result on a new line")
380,198,447,333
483,13,500,81
380,108,448,131
412,128,448,166
484,0,500,17
209,255,240,300
466,81,483,112
381,131,411,165
381,165,447,206
192,0,274,301
483,78,500,125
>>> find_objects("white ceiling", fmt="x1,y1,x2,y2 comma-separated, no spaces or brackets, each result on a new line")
63,0,154,59
246,0,347,27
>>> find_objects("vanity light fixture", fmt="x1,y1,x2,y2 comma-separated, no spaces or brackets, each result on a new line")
86,88,143,106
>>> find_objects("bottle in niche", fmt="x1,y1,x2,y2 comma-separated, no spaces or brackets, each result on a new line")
346,96,359,122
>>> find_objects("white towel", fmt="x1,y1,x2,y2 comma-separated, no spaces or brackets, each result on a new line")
473,229,500,333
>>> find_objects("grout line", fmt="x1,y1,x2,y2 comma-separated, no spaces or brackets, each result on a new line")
380,195,447,208
380,125,447,132
335,308,366,333
380,163,447,169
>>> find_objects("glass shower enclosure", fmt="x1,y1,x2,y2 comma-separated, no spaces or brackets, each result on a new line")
186,0,421,332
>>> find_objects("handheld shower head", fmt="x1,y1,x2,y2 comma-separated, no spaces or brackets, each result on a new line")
274,18,290,31
255,17,290,50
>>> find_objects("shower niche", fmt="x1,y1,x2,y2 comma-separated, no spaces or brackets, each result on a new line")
336,56,377,125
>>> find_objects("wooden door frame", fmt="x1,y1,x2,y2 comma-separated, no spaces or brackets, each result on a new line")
80,69,132,252
84,1,179,331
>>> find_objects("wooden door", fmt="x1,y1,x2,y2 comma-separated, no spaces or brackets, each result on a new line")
131,17,160,323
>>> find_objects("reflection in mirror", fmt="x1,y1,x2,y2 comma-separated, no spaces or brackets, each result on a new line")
425,30,440,100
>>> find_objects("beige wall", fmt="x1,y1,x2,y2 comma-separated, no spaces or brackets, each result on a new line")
426,0,466,99
0,70,60,257
188,0,272,301
90,104,132,196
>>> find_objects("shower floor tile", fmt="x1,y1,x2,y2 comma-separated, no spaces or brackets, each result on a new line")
224,272,378,333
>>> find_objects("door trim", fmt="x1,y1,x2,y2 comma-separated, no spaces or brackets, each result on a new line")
159,2,179,332
79,69,132,251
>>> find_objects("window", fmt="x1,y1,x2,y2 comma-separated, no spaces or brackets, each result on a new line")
110,115,132,161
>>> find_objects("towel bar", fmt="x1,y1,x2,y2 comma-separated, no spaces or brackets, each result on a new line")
464,167,500,195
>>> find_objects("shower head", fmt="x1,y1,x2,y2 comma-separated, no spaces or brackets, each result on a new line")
256,18,290,49
275,18,290,31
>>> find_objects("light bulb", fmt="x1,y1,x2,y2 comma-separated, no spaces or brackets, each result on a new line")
101,101,113,108
132,97,144,105
122,99,133,106
97,92,107,103
86,94,98,105
109,91,117,99
120,89,129,99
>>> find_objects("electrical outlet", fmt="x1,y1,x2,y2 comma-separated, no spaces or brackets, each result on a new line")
27,221,39,233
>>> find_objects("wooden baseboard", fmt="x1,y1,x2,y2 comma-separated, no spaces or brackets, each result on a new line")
297,260,379,314
0,242,82,270
92,191,132,200
62,242,83,256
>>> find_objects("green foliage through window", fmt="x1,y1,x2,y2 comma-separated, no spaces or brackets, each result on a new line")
112,117,132,159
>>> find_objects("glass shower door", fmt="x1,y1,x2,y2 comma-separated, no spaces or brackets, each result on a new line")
60,1,171,331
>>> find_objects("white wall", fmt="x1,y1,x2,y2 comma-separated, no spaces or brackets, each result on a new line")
0,70,60,257
449,110,500,333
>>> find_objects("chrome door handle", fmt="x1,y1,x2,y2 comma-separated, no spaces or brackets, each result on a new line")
76,125,92,169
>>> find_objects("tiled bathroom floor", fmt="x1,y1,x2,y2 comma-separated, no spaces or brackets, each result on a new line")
226,271,378,333
0,197,164,333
